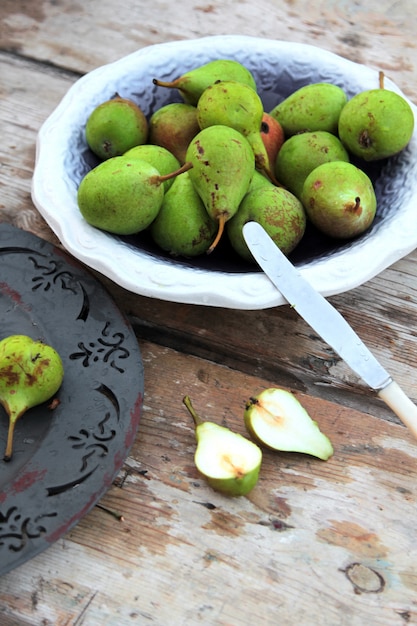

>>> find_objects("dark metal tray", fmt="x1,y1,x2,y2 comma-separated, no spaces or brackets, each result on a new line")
0,224,144,576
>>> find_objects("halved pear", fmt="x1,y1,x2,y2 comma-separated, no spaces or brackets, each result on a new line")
183,395,262,496
244,388,333,460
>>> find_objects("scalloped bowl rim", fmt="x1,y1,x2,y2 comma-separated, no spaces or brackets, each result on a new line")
32,35,417,309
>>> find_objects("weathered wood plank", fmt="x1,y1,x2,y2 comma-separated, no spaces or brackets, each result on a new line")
2,2,417,623
0,341,416,625
2,0,417,103
100,266,417,423
0,52,78,238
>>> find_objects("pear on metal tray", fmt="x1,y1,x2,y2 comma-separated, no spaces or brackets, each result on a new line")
183,395,262,497
244,388,333,460
0,335,64,461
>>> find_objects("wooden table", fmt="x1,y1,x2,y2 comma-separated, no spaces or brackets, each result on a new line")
1,2,417,624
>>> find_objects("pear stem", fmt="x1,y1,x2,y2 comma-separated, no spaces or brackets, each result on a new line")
4,418,17,462
183,395,204,427
152,77,180,89
207,213,226,254
157,161,193,183
379,70,385,89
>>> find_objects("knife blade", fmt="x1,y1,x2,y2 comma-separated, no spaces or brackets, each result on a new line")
243,220,417,440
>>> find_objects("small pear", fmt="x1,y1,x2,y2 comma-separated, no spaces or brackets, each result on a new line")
338,87,415,161
227,186,306,262
260,112,285,172
150,171,217,256
123,144,181,191
244,388,333,460
275,131,350,199
149,102,201,164
77,155,191,235
300,161,377,239
0,335,64,461
183,395,262,497
196,80,273,179
269,83,347,136
153,59,257,105
185,125,255,253
85,94,148,160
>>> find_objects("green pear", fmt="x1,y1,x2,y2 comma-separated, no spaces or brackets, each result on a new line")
275,131,350,199
77,155,190,235
149,102,201,164
227,186,306,262
338,88,415,161
244,388,333,460
153,59,257,105
269,83,347,136
183,395,262,496
185,125,255,252
150,171,217,256
247,170,276,193
123,144,181,191
196,80,273,179
0,335,64,461
85,94,148,160
300,161,377,239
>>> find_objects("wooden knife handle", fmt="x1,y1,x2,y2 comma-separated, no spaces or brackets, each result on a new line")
378,380,417,440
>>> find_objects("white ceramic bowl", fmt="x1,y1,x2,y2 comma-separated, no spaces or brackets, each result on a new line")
32,35,417,309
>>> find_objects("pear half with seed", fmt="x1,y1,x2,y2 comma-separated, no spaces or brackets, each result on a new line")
183,395,262,496
244,388,333,460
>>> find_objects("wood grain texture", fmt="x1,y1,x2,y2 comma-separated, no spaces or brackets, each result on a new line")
1,342,416,625
1,1,417,623
2,0,417,101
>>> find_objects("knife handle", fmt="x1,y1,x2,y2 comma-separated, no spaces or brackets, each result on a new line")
378,380,417,440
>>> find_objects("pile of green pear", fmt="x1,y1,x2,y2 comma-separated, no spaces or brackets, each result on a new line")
77,60,414,261
0,335,64,461
183,387,333,497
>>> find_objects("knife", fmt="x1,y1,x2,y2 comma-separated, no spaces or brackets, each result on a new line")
243,220,417,440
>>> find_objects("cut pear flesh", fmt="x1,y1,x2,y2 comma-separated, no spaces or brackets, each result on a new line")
244,388,333,460
183,395,262,497
195,422,261,479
